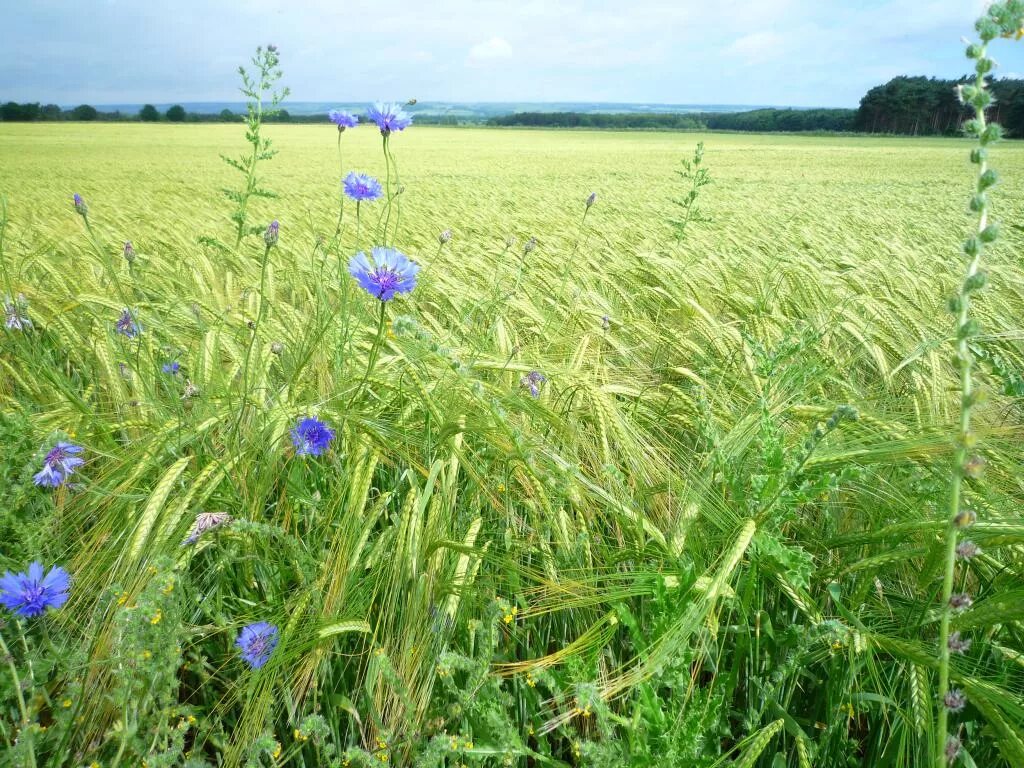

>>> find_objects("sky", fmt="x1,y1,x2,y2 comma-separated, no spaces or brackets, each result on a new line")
3,0,1024,108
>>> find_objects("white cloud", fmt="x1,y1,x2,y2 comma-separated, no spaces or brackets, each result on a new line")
724,31,786,64
467,36,513,64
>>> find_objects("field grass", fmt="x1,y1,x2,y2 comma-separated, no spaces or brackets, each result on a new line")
1,122,1024,767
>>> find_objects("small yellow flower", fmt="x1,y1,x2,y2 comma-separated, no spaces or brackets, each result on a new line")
188,715,197,725
374,647,385,657
272,741,282,759
117,593,128,606
527,726,535,736
463,741,473,750
294,728,308,741
496,483,506,493
450,736,459,749
150,609,162,625
525,672,536,688
162,579,175,595
148,565,158,576
142,650,152,660
61,698,72,708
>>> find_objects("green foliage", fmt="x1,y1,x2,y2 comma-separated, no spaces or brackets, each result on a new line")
166,105,187,122
671,142,711,239
139,104,161,122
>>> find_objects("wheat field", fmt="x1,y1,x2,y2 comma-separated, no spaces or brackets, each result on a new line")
1,122,1024,767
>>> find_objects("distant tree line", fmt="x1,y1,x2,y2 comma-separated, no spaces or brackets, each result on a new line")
853,75,1024,136
5,75,1024,136
0,102,469,126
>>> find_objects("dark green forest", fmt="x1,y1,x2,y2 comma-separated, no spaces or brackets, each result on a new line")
4,76,1024,136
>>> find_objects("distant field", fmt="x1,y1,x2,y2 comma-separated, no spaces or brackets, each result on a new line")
3,123,1024,766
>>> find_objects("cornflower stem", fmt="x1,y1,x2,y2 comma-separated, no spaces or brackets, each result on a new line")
348,301,387,409
82,216,129,306
381,134,392,244
0,627,36,768
234,243,273,437
334,131,345,239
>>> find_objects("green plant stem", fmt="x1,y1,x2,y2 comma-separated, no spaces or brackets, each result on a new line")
935,38,992,768
348,301,388,408
234,243,273,436
0,627,36,768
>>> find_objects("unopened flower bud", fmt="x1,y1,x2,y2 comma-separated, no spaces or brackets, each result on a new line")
72,193,88,217
123,241,136,263
439,229,452,244
523,237,537,254
270,341,284,355
586,191,597,208
264,220,279,247
953,508,976,528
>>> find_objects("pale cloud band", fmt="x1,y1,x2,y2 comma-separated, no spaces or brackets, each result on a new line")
2,0,1022,107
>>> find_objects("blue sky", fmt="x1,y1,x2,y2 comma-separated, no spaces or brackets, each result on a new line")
4,0,1024,107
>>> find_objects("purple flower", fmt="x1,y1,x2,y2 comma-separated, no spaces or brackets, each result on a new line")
329,110,359,130
123,241,136,263
586,192,597,208
4,295,31,331
115,308,140,339
948,631,972,654
366,102,413,135
264,220,279,247
343,172,384,203
956,540,980,560
349,247,419,302
236,621,279,669
944,735,962,762
183,511,232,545
949,593,973,612
291,416,335,456
162,361,180,375
943,689,967,713
33,441,85,488
0,562,71,617
72,193,88,216
520,371,546,398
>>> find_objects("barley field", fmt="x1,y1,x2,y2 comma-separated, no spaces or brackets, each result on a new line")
2,117,1024,768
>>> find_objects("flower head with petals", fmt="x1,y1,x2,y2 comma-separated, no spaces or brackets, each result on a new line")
349,247,419,302
33,441,85,488
343,172,384,203
116,308,140,339
291,417,335,456
0,562,71,617
329,110,359,130
366,102,413,135
236,622,279,668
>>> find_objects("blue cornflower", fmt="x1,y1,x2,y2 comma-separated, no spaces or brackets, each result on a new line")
4,295,31,331
329,110,359,131
72,193,88,216
343,172,384,203
366,102,412,135
291,416,335,457
162,361,180,375
520,371,546,398
115,308,140,339
349,247,419,302
0,562,71,618
33,441,85,488
235,621,279,669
